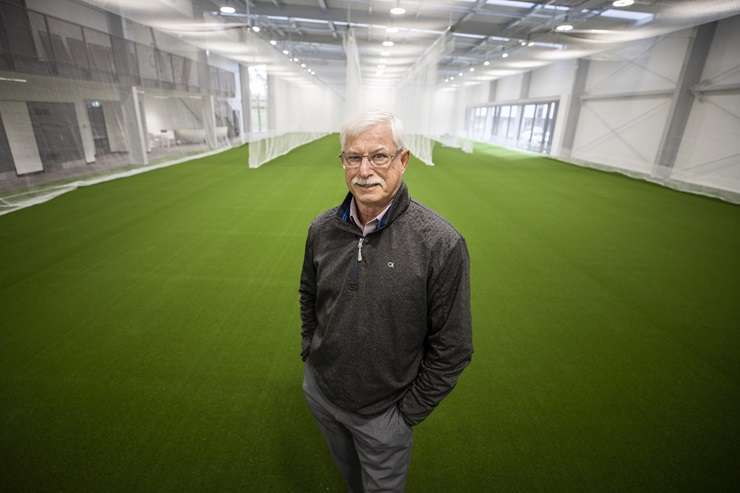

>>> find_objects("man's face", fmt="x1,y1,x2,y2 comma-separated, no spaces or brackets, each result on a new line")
343,123,410,210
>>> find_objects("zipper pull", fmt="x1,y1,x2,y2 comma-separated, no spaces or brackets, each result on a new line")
357,237,364,262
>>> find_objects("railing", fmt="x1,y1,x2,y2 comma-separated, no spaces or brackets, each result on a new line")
0,0,235,97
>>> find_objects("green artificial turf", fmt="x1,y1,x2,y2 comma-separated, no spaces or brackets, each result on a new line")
1,136,739,491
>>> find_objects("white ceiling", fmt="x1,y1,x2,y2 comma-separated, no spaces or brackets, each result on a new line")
81,0,740,92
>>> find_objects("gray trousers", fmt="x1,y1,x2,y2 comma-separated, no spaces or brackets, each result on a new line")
302,362,414,493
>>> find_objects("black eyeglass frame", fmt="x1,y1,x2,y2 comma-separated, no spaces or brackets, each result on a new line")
338,148,406,169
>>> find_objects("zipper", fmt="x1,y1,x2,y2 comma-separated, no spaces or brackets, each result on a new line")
357,237,364,262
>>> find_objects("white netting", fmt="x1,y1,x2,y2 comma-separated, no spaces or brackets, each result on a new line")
342,29,450,165
243,29,341,168
396,34,450,165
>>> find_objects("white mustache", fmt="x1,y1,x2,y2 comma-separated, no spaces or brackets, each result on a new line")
352,177,384,187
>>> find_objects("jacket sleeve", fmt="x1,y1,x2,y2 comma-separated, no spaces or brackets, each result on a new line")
398,236,473,426
299,223,318,361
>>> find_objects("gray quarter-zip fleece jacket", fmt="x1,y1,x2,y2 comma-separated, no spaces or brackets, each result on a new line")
299,182,473,427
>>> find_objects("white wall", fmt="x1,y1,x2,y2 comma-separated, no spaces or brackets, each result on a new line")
496,74,524,102
585,31,690,96
572,96,672,173
463,82,489,107
674,15,740,192
529,60,576,98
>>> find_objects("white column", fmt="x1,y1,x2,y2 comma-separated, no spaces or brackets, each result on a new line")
559,59,589,159
74,100,96,163
654,22,717,177
519,71,531,100
120,86,148,165
0,101,43,175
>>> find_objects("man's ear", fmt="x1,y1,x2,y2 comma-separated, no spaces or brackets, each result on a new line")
400,149,411,172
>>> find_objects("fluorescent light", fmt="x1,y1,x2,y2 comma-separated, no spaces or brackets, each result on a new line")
483,60,490,66
386,27,399,34
381,51,391,56
219,6,235,14
252,26,261,32
0,76,27,83
612,0,634,6
270,40,277,45
555,24,574,32
450,76,455,80
502,52,509,58
527,41,535,46
469,67,475,72
382,40,395,47
295,58,300,62
282,49,289,55
486,0,534,8
600,9,653,22
390,7,406,15
458,72,463,76
301,63,306,68
543,4,569,11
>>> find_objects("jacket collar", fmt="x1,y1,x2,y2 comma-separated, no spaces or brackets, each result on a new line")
336,182,410,234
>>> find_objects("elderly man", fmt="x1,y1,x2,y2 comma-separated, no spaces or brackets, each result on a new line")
299,111,473,493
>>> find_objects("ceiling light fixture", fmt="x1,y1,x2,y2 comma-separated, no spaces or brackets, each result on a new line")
483,60,490,66
502,52,509,58
458,72,463,76
386,27,399,34
527,41,535,46
612,0,634,6
382,40,395,47
381,50,391,56
219,6,235,14
301,63,306,68
251,25,260,33
270,40,277,46
469,67,475,72
555,23,574,32
282,50,289,55
390,1,406,16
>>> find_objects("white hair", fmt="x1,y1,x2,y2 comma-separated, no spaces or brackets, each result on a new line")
340,110,406,151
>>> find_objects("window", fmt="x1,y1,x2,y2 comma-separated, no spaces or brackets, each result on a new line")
519,104,536,147
466,100,559,154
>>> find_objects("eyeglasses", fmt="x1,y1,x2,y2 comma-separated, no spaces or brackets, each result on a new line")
339,149,404,169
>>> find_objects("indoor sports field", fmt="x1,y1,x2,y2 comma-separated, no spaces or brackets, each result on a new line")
1,136,739,491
